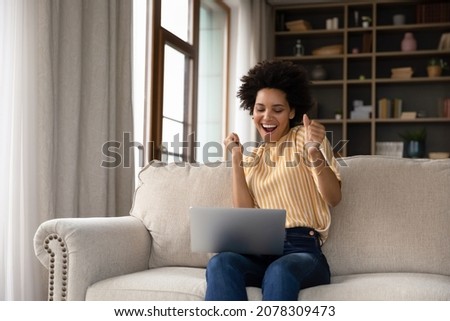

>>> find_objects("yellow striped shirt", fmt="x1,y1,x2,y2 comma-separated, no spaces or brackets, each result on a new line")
242,125,341,241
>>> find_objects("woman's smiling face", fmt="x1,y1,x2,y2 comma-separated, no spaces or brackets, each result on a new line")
253,88,295,143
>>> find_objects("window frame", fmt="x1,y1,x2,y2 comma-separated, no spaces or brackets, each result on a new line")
145,0,229,164
147,0,199,163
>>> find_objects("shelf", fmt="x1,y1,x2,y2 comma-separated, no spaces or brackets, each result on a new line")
275,55,344,61
279,51,450,60
298,77,450,84
347,79,372,84
375,22,450,31
347,27,375,33
280,21,450,35
375,118,450,123
376,76,450,83
311,80,345,86
319,118,450,124
275,29,344,36
272,0,450,157
318,119,343,124
375,50,450,57
347,53,373,59
346,119,372,124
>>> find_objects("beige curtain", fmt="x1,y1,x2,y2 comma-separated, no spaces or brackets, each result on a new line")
0,0,134,300
38,0,134,220
250,0,272,63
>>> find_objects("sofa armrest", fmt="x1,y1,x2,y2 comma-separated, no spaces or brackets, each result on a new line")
34,216,151,300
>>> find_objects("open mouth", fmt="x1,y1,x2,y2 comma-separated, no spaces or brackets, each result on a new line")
261,124,277,134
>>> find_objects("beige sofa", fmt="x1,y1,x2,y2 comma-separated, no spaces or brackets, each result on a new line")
34,156,450,300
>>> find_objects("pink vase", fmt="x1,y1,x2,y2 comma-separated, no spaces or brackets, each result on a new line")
401,32,417,51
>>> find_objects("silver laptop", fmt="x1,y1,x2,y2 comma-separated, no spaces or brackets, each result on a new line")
189,207,286,255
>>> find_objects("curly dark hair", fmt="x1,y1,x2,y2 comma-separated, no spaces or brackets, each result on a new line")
237,60,314,128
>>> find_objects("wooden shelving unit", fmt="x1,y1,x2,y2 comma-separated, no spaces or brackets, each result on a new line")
271,0,450,157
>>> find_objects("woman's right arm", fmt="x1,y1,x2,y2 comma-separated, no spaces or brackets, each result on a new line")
224,133,255,208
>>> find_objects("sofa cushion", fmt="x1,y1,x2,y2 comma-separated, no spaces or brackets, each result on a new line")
323,156,450,277
86,267,207,300
130,161,233,268
299,273,450,301
86,268,450,301
85,266,269,301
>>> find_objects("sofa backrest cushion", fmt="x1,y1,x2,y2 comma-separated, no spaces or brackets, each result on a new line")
130,161,232,268
323,156,450,277
131,156,450,276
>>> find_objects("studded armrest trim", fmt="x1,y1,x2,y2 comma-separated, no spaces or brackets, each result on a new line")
44,234,69,300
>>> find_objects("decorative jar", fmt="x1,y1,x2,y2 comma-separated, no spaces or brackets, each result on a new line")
401,32,417,52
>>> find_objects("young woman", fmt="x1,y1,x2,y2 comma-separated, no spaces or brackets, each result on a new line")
205,60,342,301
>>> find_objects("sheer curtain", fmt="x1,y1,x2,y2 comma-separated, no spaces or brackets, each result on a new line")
224,0,271,144
0,0,43,300
1,0,134,300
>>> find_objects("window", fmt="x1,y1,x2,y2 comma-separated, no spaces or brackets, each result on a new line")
146,0,229,164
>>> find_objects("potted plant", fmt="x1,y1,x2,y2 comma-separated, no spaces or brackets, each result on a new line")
334,109,343,120
427,58,448,77
399,128,426,158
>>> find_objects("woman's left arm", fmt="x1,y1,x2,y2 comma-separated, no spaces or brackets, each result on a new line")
307,149,342,207
303,115,342,207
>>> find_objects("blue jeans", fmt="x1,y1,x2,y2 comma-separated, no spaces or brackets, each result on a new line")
205,227,330,301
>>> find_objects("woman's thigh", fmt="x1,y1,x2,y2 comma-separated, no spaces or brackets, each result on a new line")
207,252,273,286
264,252,330,289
